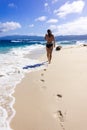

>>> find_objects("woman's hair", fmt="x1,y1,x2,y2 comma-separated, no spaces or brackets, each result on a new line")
47,29,52,37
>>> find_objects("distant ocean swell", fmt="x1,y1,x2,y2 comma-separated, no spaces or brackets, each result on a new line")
58,40,87,46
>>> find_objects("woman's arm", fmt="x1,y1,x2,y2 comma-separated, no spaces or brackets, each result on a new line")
53,35,55,47
45,34,47,40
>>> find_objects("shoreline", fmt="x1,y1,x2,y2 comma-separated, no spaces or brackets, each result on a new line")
11,46,87,130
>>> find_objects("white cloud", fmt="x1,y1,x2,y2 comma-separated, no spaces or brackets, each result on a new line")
44,2,50,12
0,21,21,33
47,19,58,23
44,3,48,7
54,0,85,18
28,24,34,27
49,17,87,35
49,24,57,30
8,3,17,8
35,16,47,21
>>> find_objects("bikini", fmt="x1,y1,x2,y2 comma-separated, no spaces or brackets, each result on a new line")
46,43,53,48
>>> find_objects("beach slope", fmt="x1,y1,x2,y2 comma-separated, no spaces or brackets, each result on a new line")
11,46,87,130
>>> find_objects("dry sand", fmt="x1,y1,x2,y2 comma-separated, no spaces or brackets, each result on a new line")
11,46,87,130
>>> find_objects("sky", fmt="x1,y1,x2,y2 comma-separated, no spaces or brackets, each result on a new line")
0,0,87,36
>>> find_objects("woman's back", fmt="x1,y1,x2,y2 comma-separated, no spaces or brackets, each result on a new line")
45,34,54,43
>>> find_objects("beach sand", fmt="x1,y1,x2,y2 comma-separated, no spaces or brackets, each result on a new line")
11,46,87,130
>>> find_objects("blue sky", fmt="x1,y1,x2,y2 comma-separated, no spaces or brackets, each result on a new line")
0,0,87,36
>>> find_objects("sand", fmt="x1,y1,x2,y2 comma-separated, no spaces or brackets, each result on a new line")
11,46,87,130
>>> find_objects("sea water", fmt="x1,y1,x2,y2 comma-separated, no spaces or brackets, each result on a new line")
0,39,47,130
0,38,87,130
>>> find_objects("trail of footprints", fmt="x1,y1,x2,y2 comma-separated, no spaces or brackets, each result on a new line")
40,69,47,89
40,69,66,130
56,94,66,130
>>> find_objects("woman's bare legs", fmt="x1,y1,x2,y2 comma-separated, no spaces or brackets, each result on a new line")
46,47,53,64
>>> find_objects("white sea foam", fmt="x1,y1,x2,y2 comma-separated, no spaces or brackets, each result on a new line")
59,40,87,49
76,40,87,45
0,44,47,130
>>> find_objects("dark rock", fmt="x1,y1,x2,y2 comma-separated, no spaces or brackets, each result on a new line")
56,46,62,51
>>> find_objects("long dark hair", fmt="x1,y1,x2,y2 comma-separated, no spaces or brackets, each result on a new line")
47,29,52,37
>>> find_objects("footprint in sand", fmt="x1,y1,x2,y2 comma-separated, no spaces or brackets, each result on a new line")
58,110,63,117
40,73,46,88
44,68,46,71
57,110,64,122
53,110,65,130
57,94,62,98
60,123,65,130
57,110,65,130
41,73,44,76
40,79,45,82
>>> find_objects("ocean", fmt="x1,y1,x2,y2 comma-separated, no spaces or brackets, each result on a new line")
0,36,87,130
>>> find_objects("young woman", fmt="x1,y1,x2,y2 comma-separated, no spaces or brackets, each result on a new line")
45,29,55,64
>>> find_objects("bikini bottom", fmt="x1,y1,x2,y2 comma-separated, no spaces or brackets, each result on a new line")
46,43,53,48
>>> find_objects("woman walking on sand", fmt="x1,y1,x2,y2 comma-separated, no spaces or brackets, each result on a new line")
45,29,55,64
